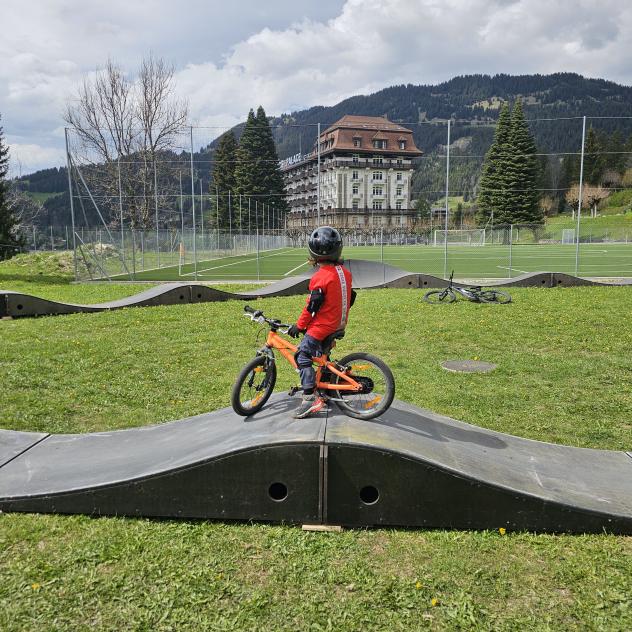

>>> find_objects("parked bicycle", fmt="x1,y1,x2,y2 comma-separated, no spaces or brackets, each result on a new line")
232,306,395,420
423,271,512,304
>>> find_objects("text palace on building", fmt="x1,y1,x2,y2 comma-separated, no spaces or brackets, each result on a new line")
281,115,423,230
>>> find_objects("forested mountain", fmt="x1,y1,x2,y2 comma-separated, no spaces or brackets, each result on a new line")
16,73,632,224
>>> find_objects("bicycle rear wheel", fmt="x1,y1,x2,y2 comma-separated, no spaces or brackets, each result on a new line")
423,289,456,304
480,290,512,304
231,355,277,416
332,352,395,420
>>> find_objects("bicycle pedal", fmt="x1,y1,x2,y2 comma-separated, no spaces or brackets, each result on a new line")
288,386,302,397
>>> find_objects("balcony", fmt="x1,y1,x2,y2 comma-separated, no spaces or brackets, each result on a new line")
321,158,413,170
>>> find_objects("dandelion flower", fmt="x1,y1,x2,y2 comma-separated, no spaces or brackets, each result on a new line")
431,597,440,607
499,527,507,535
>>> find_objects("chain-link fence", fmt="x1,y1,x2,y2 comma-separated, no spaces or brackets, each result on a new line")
10,112,632,281
17,220,631,281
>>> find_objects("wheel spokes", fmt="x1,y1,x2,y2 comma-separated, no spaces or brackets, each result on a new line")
340,361,389,413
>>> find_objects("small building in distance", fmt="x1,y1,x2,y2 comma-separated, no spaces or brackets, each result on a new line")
281,115,422,230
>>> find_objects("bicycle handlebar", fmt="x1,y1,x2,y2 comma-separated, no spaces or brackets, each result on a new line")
243,305,291,333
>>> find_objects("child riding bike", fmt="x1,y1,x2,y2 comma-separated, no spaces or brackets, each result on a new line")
287,226,355,419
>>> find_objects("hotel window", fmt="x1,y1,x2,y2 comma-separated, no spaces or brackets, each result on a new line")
396,172,403,181
373,139,386,149
352,201,359,210
396,201,403,210
372,200,383,210
372,186,383,196
352,170,359,180
352,154,359,164
396,187,403,196
352,185,359,195
372,156,383,166
353,137,361,148
372,171,383,181
399,140,406,149
396,158,403,166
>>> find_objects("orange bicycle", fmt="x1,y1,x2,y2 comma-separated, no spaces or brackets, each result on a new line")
231,306,395,420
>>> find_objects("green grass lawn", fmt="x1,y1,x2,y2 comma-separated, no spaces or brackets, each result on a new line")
1,276,632,630
112,242,632,282
0,252,263,303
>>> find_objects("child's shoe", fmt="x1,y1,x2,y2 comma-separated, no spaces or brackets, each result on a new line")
292,394,325,419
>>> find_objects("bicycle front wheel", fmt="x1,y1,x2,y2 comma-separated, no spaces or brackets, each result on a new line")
231,355,277,416
423,289,456,304
333,352,395,420
480,290,512,304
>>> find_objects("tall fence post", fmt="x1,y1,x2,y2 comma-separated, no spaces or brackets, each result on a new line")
117,157,124,259
216,186,220,252
575,116,587,276
153,159,160,273
199,179,204,250
443,119,451,279
64,128,78,280
508,224,513,278
256,224,260,282
380,227,384,263
228,190,232,249
190,126,197,280
317,122,321,225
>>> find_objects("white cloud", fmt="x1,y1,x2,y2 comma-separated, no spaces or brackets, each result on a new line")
1,0,632,173
176,0,632,133
7,143,66,178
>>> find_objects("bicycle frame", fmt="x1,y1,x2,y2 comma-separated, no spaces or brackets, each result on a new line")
445,271,482,301
261,330,363,393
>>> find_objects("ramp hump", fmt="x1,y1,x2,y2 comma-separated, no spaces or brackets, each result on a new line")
1,397,631,533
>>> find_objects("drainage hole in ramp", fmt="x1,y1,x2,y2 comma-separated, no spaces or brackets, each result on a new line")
360,485,379,505
269,482,288,501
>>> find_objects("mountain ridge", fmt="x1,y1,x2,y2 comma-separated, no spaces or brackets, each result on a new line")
15,72,632,222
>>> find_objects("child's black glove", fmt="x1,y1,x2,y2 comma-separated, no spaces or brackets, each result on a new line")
288,324,303,338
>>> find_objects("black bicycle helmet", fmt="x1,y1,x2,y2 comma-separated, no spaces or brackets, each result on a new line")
308,226,343,263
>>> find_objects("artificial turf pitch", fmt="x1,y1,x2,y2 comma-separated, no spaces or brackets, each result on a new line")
113,243,632,282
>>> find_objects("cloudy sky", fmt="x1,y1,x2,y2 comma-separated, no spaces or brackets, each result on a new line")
2,0,631,174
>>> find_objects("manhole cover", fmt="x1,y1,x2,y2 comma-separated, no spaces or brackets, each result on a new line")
441,360,497,373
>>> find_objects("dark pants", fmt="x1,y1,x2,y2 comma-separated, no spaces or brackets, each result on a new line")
295,334,323,392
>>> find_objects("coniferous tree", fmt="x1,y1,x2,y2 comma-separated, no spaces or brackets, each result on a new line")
234,106,288,230
504,99,542,224
583,127,607,185
255,106,288,223
476,100,542,225
211,131,238,228
605,130,626,173
234,109,268,230
0,117,24,260
475,103,511,225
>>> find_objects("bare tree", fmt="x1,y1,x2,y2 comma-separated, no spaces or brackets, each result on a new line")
565,184,586,220
64,56,188,228
584,185,609,218
565,184,609,219
6,186,44,225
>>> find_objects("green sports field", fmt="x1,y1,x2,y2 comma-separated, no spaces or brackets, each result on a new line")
114,243,632,282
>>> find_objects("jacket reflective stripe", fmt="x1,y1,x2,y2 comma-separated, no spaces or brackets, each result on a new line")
335,264,348,328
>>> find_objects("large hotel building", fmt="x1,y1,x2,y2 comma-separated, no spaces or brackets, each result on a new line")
281,115,422,230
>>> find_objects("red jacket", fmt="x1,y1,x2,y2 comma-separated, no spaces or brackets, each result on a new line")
297,263,353,341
